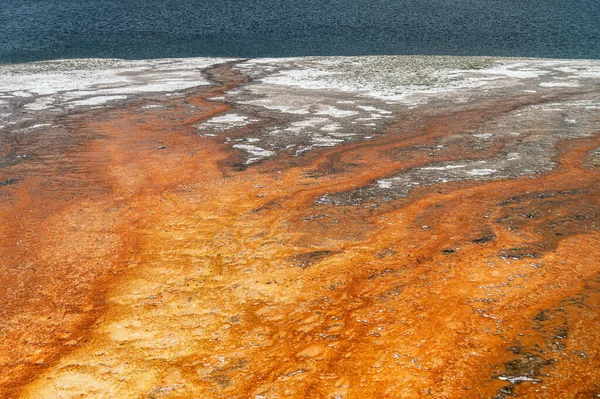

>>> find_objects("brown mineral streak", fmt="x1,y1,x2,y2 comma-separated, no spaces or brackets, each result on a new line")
1,61,599,398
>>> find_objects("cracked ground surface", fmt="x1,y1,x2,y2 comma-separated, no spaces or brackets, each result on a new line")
1,56,600,398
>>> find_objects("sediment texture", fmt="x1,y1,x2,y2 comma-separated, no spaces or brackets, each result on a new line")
1,56,600,398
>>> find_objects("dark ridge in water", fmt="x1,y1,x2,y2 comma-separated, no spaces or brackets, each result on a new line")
1,0,599,64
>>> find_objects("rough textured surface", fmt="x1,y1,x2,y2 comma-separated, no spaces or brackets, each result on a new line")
1,56,600,398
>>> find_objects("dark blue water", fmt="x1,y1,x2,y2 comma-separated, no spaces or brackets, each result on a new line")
1,0,599,64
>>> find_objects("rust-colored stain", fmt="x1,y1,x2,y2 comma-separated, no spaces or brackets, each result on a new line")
1,62,600,398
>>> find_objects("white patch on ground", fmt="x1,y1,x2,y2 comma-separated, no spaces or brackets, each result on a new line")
546,99,600,110
468,169,497,176
312,136,345,147
68,95,128,107
472,133,494,139
23,123,52,130
198,113,255,131
206,113,250,124
497,376,542,384
422,164,467,171
295,145,313,155
232,144,275,163
239,98,312,115
357,105,392,114
260,68,340,90
320,123,342,132
329,132,357,138
288,118,329,129
554,65,600,78
539,81,580,88
377,179,394,189
532,104,564,112
0,57,233,112
140,104,163,110
472,63,550,79
10,91,33,97
23,98,54,111
314,106,358,118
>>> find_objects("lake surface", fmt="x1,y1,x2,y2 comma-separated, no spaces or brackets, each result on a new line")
1,0,599,64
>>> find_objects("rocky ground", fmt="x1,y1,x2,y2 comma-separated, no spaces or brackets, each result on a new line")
1,55,599,398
